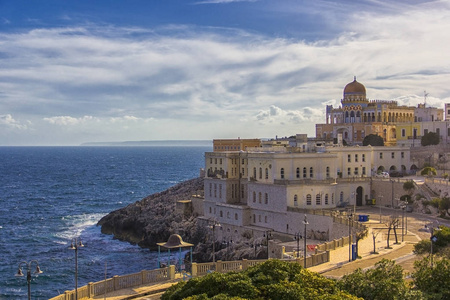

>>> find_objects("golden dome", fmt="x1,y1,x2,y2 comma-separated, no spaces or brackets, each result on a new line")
344,76,366,96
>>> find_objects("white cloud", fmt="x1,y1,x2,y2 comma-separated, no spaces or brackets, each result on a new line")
0,114,28,130
43,116,95,125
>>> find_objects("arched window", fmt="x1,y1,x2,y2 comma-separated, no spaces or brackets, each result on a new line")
265,193,268,204
253,167,256,179
325,194,329,205
265,168,269,179
303,167,307,178
310,167,314,178
296,167,300,178
259,167,262,179
258,192,262,203
316,194,321,205
280,168,285,179
306,194,312,205
294,195,298,206
326,166,330,178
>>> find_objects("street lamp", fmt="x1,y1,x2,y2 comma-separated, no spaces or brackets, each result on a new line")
303,215,309,267
293,232,302,258
69,237,84,300
209,220,221,264
264,230,272,259
348,213,353,262
400,202,406,242
15,260,43,300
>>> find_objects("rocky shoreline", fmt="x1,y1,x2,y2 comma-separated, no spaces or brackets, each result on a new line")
97,177,266,262
97,177,205,250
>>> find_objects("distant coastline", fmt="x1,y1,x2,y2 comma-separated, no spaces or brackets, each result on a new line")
80,140,212,147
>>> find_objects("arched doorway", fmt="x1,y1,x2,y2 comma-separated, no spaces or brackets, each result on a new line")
356,186,363,206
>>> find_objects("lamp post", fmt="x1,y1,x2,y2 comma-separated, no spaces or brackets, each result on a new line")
348,213,353,262
69,237,84,300
294,232,302,258
209,220,221,264
378,195,384,223
400,202,406,242
15,260,43,300
264,230,272,259
303,215,309,267
391,179,394,207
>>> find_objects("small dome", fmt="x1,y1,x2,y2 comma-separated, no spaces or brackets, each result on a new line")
344,76,366,99
157,234,194,248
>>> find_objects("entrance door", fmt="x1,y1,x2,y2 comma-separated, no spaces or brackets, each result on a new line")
356,186,363,206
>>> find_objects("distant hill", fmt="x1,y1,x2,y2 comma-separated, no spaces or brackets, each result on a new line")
80,140,212,147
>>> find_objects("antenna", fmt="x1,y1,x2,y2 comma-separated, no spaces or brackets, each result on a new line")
424,90,429,107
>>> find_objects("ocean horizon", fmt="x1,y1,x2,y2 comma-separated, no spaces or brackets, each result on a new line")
0,145,210,299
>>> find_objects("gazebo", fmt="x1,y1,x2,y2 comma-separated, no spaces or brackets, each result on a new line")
157,234,194,273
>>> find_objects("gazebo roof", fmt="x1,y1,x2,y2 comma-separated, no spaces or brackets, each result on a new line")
157,234,194,249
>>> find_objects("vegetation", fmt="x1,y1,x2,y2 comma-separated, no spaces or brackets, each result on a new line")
421,131,440,146
414,225,450,256
163,258,450,300
338,259,423,300
162,260,360,300
421,166,437,176
362,134,384,146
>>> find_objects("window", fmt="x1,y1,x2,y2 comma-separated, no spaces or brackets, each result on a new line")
296,167,300,178
209,207,212,214
303,167,307,178
401,129,406,137
354,167,359,175
355,154,358,162
316,194,321,205
235,213,238,220
253,167,256,179
265,193,268,204
362,167,366,175
391,152,395,159
214,184,217,197
362,154,365,162
220,210,223,217
332,193,335,204
380,153,383,159
219,184,222,198
310,167,313,178
306,194,312,205
258,215,261,222
424,129,429,135
265,168,269,179
220,158,222,164
259,168,262,179
242,158,245,164
253,191,256,203
265,216,267,223
227,211,230,219
294,195,298,206
209,183,212,197
215,158,217,164
348,154,351,162
280,168,285,179
347,168,351,176
401,152,404,158
325,194,329,205
326,166,330,178
258,192,262,203
340,192,344,203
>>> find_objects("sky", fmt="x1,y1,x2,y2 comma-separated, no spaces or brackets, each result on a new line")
1,0,450,146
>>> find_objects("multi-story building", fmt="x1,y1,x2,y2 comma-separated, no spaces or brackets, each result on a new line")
316,77,444,146
202,142,411,241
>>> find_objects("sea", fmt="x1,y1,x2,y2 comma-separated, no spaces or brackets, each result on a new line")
0,144,211,299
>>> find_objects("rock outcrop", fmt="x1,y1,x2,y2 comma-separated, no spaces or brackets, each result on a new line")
97,177,204,250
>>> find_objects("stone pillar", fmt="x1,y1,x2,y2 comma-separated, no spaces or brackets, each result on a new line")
242,259,248,271
114,275,120,290
216,260,223,273
191,263,198,277
64,291,71,300
169,265,176,280
88,282,93,298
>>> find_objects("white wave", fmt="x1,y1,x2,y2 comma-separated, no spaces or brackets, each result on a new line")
55,212,105,241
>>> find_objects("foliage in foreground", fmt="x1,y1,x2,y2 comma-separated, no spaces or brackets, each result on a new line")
162,260,360,300
412,256,450,300
414,225,450,256
338,259,423,300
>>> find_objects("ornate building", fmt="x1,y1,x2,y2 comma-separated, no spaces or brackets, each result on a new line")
316,77,419,146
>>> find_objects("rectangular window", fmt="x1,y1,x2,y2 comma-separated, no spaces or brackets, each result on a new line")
401,129,406,137
354,167,359,175
362,154,365,162
348,154,351,162
391,152,395,159
362,167,366,175
347,168,351,176
401,152,404,158
380,153,383,159
355,154,358,162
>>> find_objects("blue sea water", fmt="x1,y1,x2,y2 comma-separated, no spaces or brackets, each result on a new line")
0,145,210,299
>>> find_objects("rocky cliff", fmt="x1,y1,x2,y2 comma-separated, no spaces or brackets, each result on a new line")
97,177,205,250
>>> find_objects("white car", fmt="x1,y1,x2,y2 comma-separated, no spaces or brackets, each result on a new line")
376,171,390,178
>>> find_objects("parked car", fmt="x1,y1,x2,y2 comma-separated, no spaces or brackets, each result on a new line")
376,171,390,178
389,171,404,177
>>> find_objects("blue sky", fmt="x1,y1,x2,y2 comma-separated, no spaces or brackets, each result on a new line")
1,0,450,145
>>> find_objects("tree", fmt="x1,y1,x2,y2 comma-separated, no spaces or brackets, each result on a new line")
403,180,415,195
385,216,400,248
421,131,440,146
338,259,423,300
412,256,450,300
162,260,360,300
421,166,437,176
371,229,382,254
363,134,384,146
